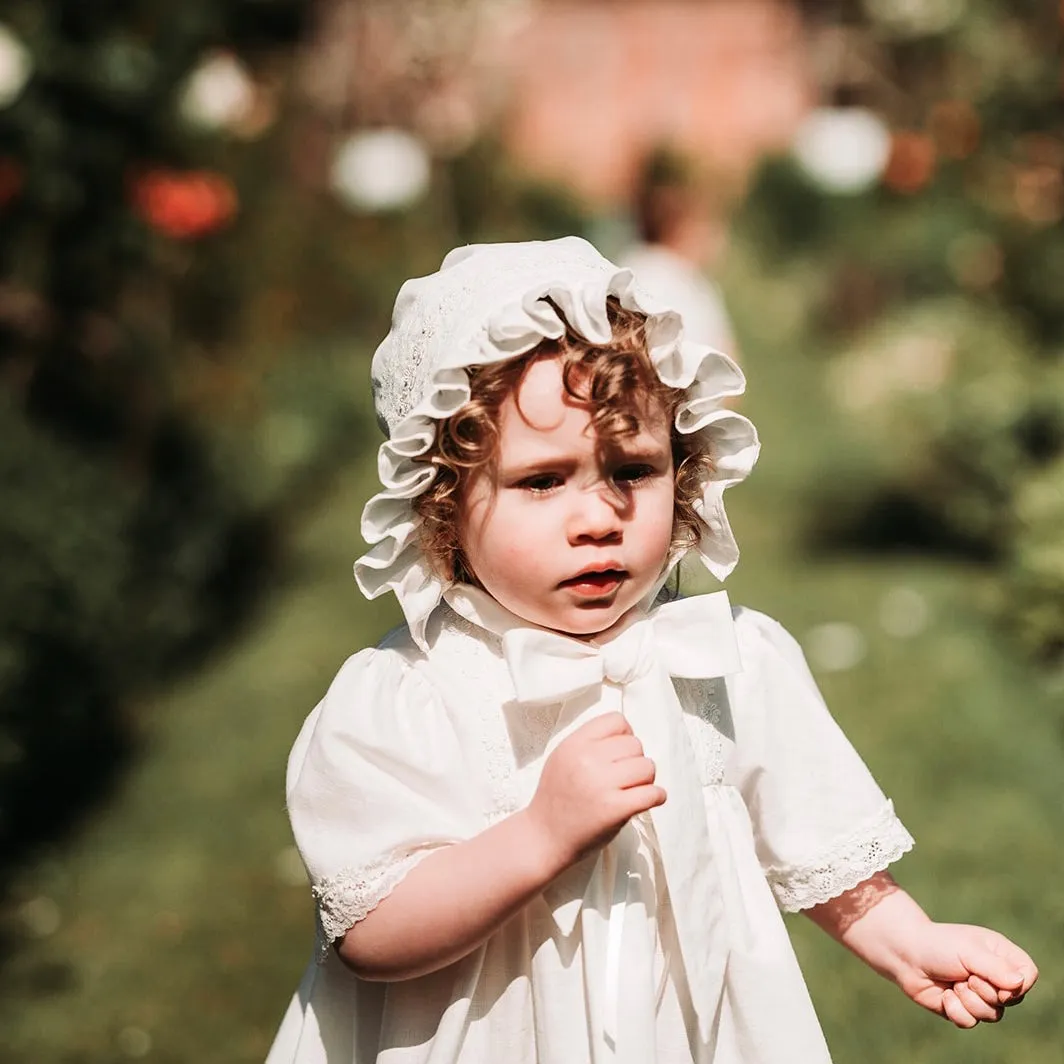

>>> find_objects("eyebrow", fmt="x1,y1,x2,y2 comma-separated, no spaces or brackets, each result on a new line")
606,443,671,464
499,456,578,480
500,442,670,479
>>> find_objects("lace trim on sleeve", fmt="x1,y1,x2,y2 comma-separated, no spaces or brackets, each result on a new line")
312,847,438,962
765,800,915,913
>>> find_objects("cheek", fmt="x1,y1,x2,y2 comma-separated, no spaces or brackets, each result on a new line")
458,492,544,581
488,504,553,566
644,485,679,555
456,486,492,568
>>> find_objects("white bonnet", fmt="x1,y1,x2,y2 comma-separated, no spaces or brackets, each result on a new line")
354,236,759,649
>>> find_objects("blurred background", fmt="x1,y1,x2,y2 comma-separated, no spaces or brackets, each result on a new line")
0,1,1060,1061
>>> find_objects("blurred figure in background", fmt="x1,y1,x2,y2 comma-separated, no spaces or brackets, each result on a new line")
618,148,740,362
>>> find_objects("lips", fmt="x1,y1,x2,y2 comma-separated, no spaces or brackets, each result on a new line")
559,567,627,595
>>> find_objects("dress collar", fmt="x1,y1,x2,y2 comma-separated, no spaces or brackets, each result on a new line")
442,583,556,640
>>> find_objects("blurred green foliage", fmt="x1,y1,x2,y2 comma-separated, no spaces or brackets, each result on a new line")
746,0,1064,662
0,1,309,874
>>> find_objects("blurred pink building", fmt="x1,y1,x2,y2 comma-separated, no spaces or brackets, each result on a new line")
501,0,811,203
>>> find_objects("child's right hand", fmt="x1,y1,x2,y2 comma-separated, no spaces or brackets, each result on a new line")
525,711,666,870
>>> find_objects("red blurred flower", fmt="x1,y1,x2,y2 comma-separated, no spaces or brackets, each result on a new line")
129,168,238,239
882,132,937,195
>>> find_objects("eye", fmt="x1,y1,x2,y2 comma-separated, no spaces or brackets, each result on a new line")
612,464,656,486
517,473,563,494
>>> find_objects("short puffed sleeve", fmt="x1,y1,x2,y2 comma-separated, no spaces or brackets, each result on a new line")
723,608,914,912
285,647,482,952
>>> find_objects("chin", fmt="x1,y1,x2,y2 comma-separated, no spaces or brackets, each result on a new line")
551,602,632,639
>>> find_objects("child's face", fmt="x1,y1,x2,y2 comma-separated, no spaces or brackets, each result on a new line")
458,355,676,638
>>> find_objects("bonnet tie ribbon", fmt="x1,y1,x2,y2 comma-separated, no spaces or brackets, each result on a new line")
503,590,742,1051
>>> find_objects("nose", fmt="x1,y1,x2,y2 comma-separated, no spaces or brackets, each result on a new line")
567,484,624,544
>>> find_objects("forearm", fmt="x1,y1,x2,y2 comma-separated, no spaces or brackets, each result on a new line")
337,808,567,981
805,870,932,985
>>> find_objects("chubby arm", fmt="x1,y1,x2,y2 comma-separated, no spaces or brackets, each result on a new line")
806,871,1038,1028
338,807,562,979
338,712,665,981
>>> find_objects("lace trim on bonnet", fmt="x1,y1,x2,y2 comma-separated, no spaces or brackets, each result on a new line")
353,236,760,650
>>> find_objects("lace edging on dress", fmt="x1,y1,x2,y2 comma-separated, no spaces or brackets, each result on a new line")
312,848,436,962
765,800,915,913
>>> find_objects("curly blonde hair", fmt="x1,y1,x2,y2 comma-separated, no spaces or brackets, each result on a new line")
412,298,713,583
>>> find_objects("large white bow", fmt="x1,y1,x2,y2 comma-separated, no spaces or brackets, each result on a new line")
503,590,742,1051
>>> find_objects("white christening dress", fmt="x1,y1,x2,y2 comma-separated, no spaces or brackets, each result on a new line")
266,584,914,1064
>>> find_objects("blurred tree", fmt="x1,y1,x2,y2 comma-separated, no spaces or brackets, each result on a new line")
0,1,308,878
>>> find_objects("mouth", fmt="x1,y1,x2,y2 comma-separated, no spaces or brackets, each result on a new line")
559,567,627,596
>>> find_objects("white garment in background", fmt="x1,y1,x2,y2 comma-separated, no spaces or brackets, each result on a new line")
617,244,736,356
266,589,913,1064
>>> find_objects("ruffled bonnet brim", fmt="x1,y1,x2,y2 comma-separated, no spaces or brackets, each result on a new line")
354,237,759,650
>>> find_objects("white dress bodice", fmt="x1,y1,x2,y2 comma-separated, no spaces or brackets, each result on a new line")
266,599,913,1064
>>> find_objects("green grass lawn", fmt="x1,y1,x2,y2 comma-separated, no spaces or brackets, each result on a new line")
1,260,1061,1063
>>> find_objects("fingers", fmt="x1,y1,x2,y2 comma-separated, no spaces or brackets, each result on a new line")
968,951,1025,993
621,783,667,815
952,981,1004,1024
576,711,632,739
1002,958,1038,1002
965,972,1028,1009
609,755,656,789
941,988,979,1029
960,931,1038,1002
598,733,645,762
1002,987,1030,1007
986,929,1038,981
965,974,1002,1008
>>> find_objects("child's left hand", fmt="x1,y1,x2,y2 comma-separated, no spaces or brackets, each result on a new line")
895,922,1038,1028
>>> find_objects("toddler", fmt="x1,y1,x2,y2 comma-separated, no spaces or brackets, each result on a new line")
267,237,1036,1064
